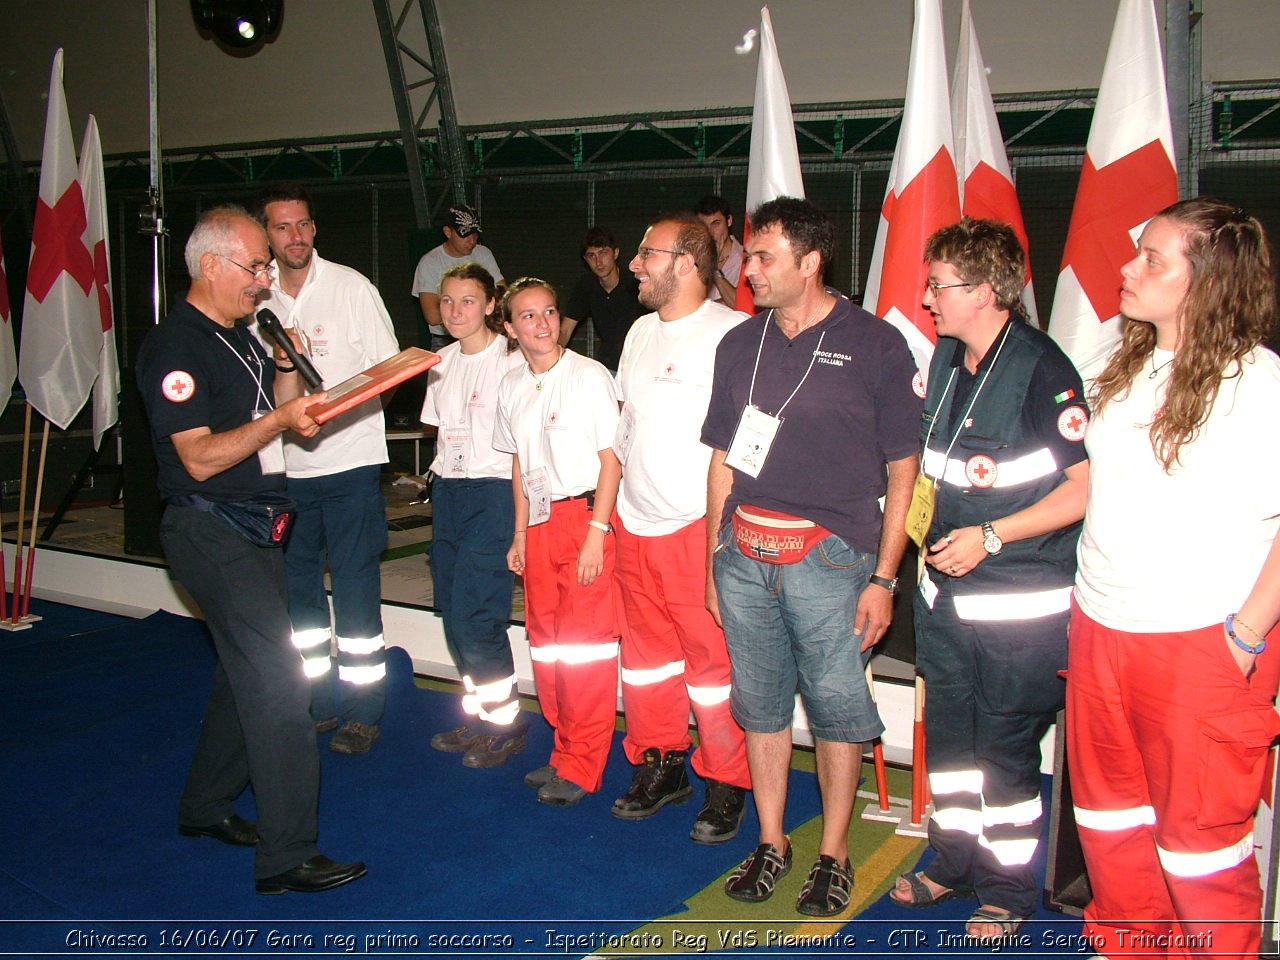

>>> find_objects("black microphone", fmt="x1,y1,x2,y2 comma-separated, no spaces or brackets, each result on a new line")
256,308,323,391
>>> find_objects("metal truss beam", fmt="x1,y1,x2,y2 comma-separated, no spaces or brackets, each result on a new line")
3,85,1277,201
370,0,467,228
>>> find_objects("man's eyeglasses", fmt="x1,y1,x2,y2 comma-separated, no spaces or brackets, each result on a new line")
925,280,973,296
635,246,684,261
218,254,272,282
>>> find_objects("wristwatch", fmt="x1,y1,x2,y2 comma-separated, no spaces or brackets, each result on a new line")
981,521,1003,556
868,574,899,596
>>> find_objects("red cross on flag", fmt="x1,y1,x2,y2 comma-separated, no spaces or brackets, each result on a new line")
951,0,1037,326
1048,0,1178,381
862,0,961,379
18,49,98,431
0,250,15,414
735,5,805,317
80,115,119,451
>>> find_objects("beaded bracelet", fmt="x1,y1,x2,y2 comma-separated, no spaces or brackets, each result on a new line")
1225,613,1267,655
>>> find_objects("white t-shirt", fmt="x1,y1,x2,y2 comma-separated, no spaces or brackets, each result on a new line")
494,350,620,501
614,300,745,534
1075,346,1280,631
410,243,504,336
255,252,400,478
420,335,525,480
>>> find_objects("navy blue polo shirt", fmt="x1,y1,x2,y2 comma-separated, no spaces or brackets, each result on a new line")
702,295,922,552
136,299,284,502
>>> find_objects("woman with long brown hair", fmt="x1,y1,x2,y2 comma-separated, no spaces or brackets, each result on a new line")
1067,197,1280,957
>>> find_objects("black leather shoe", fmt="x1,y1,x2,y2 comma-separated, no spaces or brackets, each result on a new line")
612,748,692,819
256,855,367,895
179,814,259,847
691,779,747,844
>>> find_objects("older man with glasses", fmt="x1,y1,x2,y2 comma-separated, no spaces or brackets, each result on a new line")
136,205,365,895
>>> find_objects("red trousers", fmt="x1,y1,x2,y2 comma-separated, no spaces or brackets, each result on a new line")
614,517,750,788
523,498,620,793
1066,604,1280,959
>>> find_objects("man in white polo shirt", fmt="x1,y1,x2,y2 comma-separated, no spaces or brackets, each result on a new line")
611,213,750,843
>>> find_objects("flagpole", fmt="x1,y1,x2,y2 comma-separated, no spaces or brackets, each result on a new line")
21,421,50,619
10,403,31,624
145,0,167,325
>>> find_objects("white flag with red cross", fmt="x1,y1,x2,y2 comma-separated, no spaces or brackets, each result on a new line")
18,49,98,431
1047,0,1178,381
80,115,119,451
862,0,962,379
952,0,1038,326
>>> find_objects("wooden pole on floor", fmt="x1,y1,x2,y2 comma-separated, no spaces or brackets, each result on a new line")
10,403,32,623
21,420,51,618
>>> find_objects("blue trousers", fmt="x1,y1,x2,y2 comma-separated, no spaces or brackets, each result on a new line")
286,464,387,726
430,477,518,723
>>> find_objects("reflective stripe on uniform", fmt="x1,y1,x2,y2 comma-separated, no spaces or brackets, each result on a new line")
931,806,983,836
337,662,386,685
922,445,1058,489
1156,832,1253,878
980,834,1039,866
302,657,332,679
462,673,517,718
687,683,731,706
929,769,983,796
480,699,521,726
528,641,619,665
952,585,1073,622
291,626,331,653
984,795,1042,826
336,633,385,656
1073,803,1156,832
620,659,685,686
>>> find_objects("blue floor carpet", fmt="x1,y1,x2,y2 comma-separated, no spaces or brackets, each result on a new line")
0,600,825,956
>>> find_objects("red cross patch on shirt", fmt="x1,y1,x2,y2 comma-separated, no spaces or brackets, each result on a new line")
161,370,196,403
965,454,998,488
1057,405,1088,442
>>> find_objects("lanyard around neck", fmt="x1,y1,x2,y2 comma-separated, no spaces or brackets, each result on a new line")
214,328,274,412
920,322,1013,481
746,309,827,418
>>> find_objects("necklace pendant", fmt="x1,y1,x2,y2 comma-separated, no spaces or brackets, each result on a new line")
535,382,543,391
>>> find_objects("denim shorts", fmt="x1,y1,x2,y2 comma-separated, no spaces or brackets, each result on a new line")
713,523,884,742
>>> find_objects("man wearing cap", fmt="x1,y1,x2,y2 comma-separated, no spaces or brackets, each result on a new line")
411,204,504,351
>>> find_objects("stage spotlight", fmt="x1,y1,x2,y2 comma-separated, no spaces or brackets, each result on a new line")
191,0,283,51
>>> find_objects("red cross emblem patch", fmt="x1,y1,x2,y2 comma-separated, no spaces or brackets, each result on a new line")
161,370,196,403
911,370,926,399
965,454,997,488
1057,405,1088,442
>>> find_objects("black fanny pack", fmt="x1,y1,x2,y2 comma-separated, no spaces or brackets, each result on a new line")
171,493,296,548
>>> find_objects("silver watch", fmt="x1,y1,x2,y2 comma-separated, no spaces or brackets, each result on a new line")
981,521,1003,556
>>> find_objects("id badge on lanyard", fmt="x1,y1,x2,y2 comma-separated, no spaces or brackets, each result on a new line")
253,410,286,474
725,405,782,479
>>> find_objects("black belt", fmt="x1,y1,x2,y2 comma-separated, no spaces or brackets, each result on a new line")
556,490,596,509
168,494,216,511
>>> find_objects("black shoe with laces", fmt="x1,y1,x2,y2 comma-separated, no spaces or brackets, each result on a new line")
611,748,692,819
690,779,747,844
